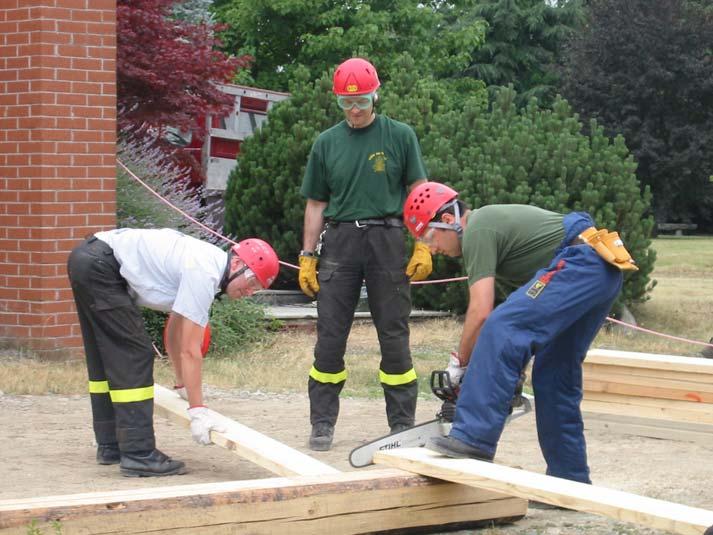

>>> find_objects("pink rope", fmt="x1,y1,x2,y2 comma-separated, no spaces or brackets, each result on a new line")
118,159,713,350
605,317,713,348
117,160,298,269
412,275,468,285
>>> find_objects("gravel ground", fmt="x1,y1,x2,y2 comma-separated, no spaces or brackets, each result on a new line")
1,388,712,534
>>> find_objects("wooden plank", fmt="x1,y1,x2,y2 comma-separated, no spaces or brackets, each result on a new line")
584,412,713,445
0,469,527,535
583,392,713,424
583,377,713,404
581,400,713,425
584,366,713,393
586,349,713,375
373,448,713,535
153,384,339,477
583,391,713,413
584,363,713,385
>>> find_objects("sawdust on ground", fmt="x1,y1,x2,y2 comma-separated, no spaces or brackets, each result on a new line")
1,387,711,534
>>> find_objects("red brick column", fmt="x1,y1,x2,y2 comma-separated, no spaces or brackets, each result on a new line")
0,1,116,358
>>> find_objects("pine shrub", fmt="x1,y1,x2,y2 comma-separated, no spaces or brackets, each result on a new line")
417,87,655,312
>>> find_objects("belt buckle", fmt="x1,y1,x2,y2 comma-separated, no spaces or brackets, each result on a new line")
354,220,367,228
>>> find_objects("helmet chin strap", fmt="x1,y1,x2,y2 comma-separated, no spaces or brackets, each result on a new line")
215,251,248,300
427,200,464,240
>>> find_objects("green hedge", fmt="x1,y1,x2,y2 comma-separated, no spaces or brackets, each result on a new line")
414,87,655,313
142,299,280,358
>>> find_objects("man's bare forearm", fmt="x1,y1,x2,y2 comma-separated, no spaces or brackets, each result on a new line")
303,199,328,252
458,277,495,365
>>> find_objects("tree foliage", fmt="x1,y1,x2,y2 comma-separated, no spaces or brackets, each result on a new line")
117,0,249,137
212,0,486,91
223,61,655,310
171,0,216,24
418,87,655,312
116,135,223,244
559,0,713,228
462,0,584,106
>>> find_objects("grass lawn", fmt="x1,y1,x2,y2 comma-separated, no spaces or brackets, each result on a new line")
1,236,711,397
606,236,713,355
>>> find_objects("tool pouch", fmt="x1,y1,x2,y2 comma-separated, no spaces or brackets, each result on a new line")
578,227,638,271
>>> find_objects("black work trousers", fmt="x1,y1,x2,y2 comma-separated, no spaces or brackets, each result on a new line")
67,237,156,454
308,222,418,429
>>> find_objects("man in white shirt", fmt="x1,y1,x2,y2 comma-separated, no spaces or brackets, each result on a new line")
67,229,279,477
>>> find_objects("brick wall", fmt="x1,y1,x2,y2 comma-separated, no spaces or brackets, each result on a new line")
0,1,116,359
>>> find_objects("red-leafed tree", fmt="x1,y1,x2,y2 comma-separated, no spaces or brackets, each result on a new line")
117,0,250,149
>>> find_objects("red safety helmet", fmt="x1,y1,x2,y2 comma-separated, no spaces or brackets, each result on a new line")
403,181,459,238
332,58,381,96
232,238,279,289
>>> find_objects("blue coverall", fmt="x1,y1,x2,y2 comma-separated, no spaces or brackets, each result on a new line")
450,212,624,483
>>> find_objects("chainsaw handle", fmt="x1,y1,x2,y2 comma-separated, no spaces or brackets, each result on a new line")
430,370,460,403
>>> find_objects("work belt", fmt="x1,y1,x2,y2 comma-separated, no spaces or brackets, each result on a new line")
573,226,638,271
328,217,404,228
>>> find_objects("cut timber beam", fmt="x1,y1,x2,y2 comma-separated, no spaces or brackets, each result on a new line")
374,448,713,535
153,384,338,477
582,349,713,441
0,469,527,535
582,391,713,425
584,363,713,389
584,412,713,445
586,349,713,375
584,371,713,401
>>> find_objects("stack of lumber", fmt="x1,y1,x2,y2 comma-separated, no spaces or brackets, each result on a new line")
0,385,527,534
582,349,713,442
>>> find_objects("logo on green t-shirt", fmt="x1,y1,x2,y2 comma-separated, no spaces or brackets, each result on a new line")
369,151,387,173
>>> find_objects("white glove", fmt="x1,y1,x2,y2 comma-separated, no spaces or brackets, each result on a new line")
446,352,466,385
187,406,226,445
173,385,188,401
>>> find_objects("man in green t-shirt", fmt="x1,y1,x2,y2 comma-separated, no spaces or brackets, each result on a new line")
403,181,636,483
298,58,431,451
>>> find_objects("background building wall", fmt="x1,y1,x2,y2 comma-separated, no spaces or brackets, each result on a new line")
0,0,116,359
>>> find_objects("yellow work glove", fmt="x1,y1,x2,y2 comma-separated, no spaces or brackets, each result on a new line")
298,255,320,297
405,241,433,281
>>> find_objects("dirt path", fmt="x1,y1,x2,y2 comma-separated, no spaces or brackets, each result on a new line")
1,387,712,534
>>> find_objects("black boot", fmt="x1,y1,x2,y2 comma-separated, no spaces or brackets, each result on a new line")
427,435,494,461
390,423,412,434
308,422,334,451
120,449,187,477
96,443,120,465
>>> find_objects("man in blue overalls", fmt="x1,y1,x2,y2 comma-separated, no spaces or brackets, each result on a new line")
403,182,637,483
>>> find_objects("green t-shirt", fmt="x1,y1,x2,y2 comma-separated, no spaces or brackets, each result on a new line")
462,205,565,298
300,115,427,220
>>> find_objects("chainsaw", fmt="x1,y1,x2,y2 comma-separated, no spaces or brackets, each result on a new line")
349,370,534,468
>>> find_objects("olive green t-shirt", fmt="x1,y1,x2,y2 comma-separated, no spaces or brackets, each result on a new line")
462,205,565,298
300,115,427,220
